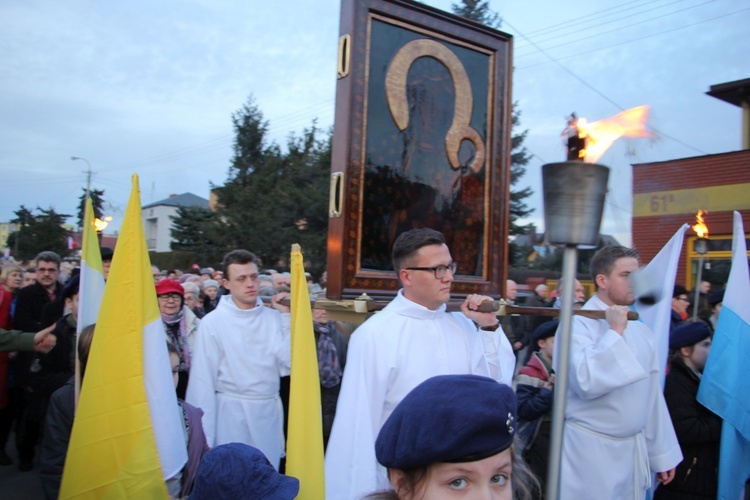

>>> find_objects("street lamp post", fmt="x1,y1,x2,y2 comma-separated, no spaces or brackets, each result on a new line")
71,156,93,199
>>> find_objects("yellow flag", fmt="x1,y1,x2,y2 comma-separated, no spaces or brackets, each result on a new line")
60,175,186,499
286,244,325,499
77,197,105,332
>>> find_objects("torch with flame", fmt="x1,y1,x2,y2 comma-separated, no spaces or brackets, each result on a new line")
94,215,113,233
692,210,709,319
692,209,709,238
564,105,652,163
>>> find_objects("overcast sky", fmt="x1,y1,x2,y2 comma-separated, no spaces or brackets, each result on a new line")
1,0,748,246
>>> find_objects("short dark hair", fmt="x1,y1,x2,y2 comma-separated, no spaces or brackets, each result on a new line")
673,284,688,299
392,228,446,271
590,245,639,289
35,251,62,268
222,249,260,279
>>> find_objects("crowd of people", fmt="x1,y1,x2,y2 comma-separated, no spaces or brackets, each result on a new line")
0,229,735,498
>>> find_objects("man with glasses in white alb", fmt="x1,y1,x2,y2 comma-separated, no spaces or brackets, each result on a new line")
325,228,515,500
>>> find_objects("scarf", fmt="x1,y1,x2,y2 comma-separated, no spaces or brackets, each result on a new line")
162,308,191,371
313,321,342,388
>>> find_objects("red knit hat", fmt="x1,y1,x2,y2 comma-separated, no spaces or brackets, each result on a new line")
155,278,184,297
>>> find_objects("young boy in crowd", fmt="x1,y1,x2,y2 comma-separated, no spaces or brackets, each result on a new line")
515,320,557,494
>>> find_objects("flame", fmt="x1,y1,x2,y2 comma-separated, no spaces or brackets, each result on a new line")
94,215,113,232
575,105,652,163
692,210,709,238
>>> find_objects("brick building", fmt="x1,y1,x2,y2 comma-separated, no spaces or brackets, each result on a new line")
632,78,750,289
632,148,750,289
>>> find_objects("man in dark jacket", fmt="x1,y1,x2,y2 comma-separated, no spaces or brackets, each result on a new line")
12,251,63,471
526,283,552,336
28,275,80,467
14,251,63,332
500,280,528,361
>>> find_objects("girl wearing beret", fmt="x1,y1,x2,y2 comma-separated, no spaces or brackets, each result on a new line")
368,374,539,499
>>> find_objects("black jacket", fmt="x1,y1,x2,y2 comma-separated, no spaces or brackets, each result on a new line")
39,377,74,500
654,359,722,500
525,292,552,334
13,281,62,387
31,314,76,394
13,281,61,331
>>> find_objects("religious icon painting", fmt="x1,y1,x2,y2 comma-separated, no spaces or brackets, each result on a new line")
327,0,513,300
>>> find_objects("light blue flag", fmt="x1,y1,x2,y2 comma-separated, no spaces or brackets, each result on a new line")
697,211,750,500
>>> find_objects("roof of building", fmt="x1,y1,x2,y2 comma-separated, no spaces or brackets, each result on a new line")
706,78,750,108
142,193,209,210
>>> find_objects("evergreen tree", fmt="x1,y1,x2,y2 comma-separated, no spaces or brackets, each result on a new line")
451,0,501,28
509,107,534,234
76,188,106,229
8,206,71,260
212,95,282,265
169,205,225,265
170,95,332,273
270,123,331,275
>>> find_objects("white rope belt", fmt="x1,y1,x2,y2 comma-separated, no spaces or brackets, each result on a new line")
217,390,279,401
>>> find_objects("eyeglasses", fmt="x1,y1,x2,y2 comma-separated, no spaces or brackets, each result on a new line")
677,296,690,302
158,293,182,302
404,262,457,279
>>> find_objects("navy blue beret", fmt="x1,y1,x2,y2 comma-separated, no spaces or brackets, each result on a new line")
100,246,114,261
61,273,80,300
708,289,724,306
375,374,517,469
191,443,299,500
669,321,711,349
532,320,558,344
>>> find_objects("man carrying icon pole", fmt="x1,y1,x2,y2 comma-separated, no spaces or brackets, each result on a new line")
325,228,515,500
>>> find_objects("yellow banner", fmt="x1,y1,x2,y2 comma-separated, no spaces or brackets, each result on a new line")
633,183,750,217
60,175,178,499
286,244,325,499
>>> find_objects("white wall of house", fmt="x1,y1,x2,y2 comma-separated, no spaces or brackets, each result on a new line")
142,205,178,253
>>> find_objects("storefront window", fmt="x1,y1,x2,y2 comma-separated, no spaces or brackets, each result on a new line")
686,235,750,289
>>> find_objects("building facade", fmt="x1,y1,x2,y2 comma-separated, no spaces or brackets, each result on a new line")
0,222,19,254
632,149,750,289
141,193,209,253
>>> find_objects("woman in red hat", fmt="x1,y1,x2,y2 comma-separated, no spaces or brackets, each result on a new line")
155,278,200,399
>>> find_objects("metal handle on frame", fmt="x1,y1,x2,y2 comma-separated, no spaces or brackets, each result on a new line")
329,172,344,218
337,34,351,78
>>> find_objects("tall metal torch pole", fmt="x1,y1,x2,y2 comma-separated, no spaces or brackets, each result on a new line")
692,237,708,321
545,249,577,500
541,161,609,500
